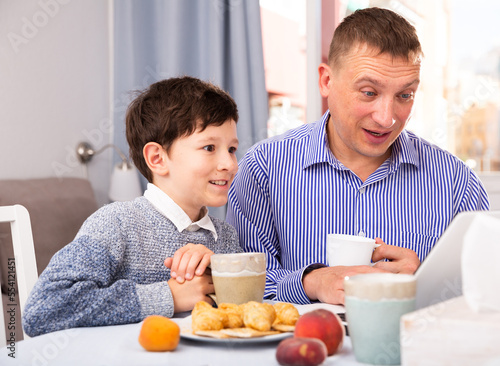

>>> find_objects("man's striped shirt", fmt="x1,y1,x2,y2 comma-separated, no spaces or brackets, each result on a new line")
227,111,489,304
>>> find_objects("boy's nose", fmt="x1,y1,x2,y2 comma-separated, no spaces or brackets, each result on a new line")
218,152,238,172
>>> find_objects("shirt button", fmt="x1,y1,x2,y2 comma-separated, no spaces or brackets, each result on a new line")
359,187,366,194
359,231,366,237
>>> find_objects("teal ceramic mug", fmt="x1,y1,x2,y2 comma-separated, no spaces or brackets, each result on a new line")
344,273,417,365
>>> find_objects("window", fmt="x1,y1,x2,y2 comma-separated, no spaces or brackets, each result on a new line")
260,0,500,172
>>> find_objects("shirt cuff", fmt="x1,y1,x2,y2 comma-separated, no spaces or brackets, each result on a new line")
275,264,326,305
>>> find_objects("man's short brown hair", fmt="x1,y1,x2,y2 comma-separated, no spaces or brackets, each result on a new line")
328,7,423,68
126,76,239,182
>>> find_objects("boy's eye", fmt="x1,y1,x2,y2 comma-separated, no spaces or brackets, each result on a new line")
203,145,215,152
229,147,237,154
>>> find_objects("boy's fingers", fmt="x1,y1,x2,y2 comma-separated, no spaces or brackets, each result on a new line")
171,246,190,272
195,254,212,276
175,251,194,279
185,252,206,280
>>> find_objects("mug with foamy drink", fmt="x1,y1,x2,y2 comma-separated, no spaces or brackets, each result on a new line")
210,252,266,305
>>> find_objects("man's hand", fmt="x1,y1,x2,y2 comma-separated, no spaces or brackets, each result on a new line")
303,265,387,305
372,238,420,274
164,243,214,283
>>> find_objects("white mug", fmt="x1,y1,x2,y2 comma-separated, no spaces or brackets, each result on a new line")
326,234,378,266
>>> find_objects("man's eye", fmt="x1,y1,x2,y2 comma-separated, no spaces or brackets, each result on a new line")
363,91,376,97
400,92,413,100
203,145,215,152
229,147,238,154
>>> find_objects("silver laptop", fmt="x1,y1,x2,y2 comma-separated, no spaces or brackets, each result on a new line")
414,210,500,309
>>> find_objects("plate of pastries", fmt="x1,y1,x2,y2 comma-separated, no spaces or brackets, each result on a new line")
177,301,299,343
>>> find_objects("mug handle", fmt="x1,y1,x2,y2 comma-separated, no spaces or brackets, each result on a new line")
371,243,383,266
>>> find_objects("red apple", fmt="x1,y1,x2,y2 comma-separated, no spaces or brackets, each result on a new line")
294,309,345,356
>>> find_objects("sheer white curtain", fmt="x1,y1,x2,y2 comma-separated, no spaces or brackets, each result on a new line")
113,0,268,219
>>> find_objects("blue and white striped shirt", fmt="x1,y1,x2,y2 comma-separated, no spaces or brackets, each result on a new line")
227,111,489,305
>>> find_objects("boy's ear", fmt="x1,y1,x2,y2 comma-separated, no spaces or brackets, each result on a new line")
143,142,169,176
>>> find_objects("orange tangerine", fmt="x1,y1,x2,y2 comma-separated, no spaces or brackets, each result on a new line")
138,315,180,352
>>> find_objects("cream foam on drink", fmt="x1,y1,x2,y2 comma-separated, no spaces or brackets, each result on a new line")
211,269,266,277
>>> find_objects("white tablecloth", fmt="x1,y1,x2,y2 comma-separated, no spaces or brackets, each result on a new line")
1,303,367,366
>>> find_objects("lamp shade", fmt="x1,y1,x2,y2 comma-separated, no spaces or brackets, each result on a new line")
109,162,143,202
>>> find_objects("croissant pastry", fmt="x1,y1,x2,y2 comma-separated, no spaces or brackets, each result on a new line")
218,303,244,328
241,301,276,331
273,302,300,325
191,301,226,332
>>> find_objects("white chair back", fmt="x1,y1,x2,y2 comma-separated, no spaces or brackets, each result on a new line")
0,205,38,345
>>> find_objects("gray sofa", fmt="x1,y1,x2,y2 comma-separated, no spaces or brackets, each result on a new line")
0,177,98,341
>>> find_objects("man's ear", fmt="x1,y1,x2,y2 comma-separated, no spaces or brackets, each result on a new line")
318,63,333,98
143,142,169,176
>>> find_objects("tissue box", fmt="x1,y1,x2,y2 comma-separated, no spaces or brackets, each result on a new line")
401,296,500,365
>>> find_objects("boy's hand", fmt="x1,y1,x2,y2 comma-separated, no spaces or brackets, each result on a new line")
168,272,215,313
164,243,214,283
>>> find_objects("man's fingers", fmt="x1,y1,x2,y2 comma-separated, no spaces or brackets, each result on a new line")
372,261,397,272
371,242,389,262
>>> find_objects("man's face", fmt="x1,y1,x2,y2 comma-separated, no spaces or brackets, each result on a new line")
320,43,421,166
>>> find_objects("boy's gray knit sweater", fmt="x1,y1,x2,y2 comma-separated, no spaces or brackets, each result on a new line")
22,197,242,337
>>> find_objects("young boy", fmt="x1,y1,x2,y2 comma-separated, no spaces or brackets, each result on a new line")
23,76,243,337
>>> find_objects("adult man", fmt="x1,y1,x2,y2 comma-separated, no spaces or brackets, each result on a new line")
226,7,489,305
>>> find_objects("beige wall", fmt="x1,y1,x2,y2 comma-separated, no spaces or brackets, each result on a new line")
0,0,112,206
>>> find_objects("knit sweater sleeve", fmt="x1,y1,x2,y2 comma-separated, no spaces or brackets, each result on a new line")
22,202,173,337
211,217,244,254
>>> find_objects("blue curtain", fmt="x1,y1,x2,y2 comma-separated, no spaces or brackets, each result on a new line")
113,0,268,219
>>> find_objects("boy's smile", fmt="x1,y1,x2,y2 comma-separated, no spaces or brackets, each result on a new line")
158,120,239,221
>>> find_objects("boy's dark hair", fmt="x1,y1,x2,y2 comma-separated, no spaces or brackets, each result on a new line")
328,7,423,68
126,76,239,182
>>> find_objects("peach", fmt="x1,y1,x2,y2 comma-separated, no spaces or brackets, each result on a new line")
138,315,180,352
276,337,327,366
294,309,345,356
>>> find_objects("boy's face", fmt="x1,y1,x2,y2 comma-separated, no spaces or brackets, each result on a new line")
161,119,239,221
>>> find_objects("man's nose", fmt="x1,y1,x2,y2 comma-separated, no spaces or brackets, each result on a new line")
372,98,396,128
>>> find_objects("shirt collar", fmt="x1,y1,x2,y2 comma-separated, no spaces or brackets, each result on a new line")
303,110,345,170
389,129,420,170
303,110,419,172
143,183,218,240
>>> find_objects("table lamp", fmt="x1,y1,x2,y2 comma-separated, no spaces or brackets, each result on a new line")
76,142,143,202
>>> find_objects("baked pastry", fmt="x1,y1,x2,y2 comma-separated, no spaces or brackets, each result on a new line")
273,302,300,326
190,300,298,338
191,301,226,332
241,301,276,331
218,303,244,328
